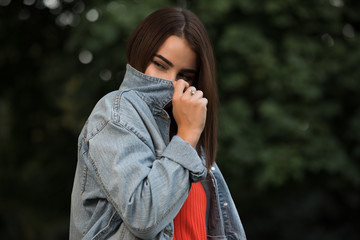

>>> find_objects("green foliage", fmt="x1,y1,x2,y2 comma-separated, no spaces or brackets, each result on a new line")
198,0,360,238
1,0,360,239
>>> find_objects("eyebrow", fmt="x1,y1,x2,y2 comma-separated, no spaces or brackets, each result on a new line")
155,54,173,67
154,54,198,74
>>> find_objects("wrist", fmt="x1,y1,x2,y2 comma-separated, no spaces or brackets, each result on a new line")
176,131,200,148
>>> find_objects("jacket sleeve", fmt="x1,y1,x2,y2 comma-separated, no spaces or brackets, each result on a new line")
87,120,207,239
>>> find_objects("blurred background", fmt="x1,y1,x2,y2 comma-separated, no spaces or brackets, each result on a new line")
1,0,359,239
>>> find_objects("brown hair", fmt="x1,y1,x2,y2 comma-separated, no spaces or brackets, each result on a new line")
126,7,217,170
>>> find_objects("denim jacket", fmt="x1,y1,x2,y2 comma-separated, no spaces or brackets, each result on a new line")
70,64,246,240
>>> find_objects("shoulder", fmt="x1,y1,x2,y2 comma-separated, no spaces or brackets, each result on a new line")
82,89,153,140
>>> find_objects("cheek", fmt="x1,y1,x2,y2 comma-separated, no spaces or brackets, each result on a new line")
144,65,165,80
144,65,174,83
144,65,155,76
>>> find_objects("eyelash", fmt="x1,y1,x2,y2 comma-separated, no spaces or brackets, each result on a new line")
178,73,193,82
152,60,166,70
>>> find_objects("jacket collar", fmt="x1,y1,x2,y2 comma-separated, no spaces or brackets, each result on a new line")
119,64,174,109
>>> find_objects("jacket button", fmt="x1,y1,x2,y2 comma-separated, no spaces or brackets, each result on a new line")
211,167,215,171
224,202,228,207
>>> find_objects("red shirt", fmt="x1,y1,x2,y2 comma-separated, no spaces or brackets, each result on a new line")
173,182,207,239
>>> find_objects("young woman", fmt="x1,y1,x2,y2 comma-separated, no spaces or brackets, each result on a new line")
70,6,246,240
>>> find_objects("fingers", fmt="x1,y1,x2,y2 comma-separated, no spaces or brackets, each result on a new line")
186,87,196,96
173,79,207,104
173,79,189,98
186,87,204,101
199,97,208,106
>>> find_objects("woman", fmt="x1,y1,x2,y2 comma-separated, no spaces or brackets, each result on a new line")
70,6,246,240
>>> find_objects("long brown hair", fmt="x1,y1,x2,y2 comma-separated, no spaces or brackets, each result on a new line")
126,7,217,170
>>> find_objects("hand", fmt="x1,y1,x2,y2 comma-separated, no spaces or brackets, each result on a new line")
172,80,208,148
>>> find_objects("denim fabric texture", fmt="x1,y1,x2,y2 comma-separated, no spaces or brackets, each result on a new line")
70,64,246,240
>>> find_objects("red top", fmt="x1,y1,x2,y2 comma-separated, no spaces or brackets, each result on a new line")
173,182,207,239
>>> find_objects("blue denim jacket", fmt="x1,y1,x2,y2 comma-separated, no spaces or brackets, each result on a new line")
70,64,246,240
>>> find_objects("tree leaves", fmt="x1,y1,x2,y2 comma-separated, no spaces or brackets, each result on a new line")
1,0,359,239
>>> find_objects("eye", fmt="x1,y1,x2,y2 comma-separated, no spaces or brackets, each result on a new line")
178,73,195,83
152,60,166,70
